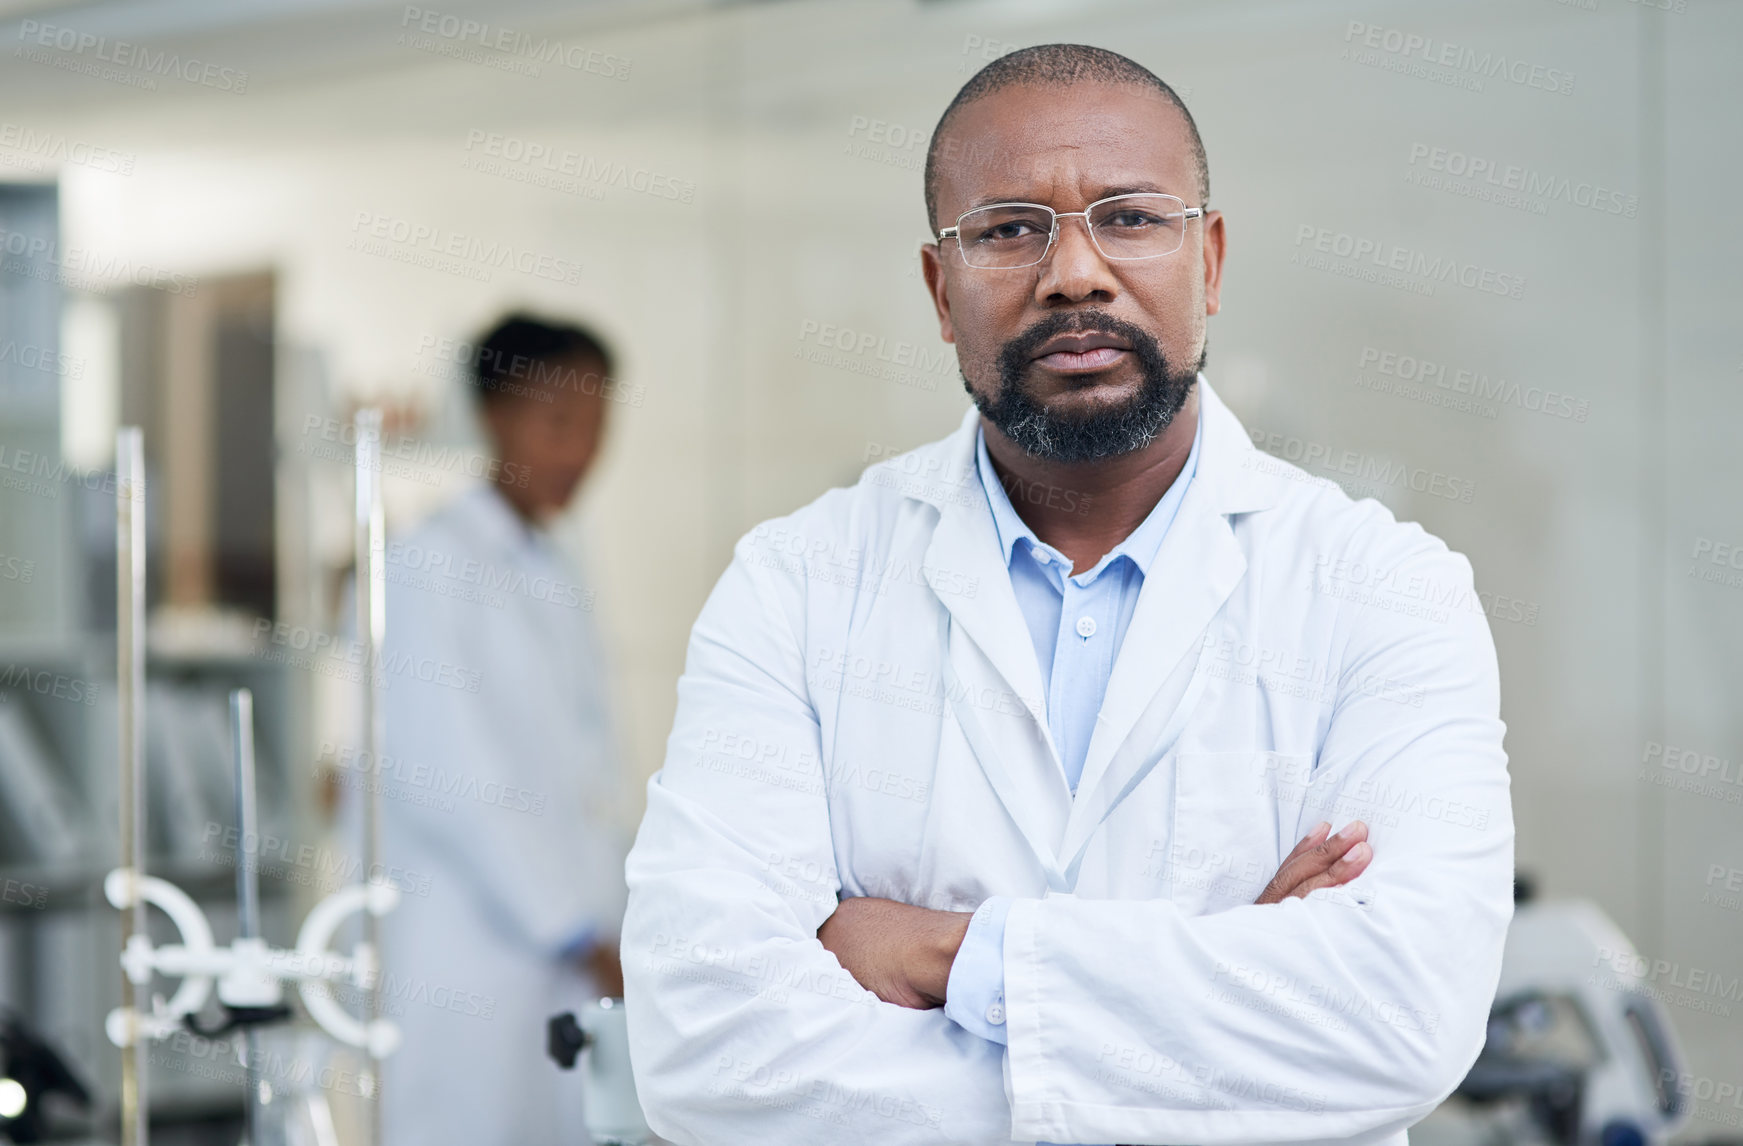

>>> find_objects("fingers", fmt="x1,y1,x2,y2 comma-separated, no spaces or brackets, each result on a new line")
1262,821,1332,888
1282,841,1373,900
1255,824,1327,905
1254,821,1370,905
1280,821,1333,866
1270,820,1360,892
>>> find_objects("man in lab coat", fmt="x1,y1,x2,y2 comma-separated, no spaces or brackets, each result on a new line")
373,315,629,1146
623,44,1512,1146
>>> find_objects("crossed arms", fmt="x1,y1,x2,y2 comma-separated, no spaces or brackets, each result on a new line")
817,821,1375,1010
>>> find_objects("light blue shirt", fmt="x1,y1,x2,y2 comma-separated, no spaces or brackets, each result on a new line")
943,409,1201,1061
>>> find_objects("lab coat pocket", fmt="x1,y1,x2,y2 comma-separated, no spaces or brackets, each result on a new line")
1168,751,1310,915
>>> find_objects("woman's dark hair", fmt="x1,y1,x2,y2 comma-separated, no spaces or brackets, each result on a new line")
470,313,614,402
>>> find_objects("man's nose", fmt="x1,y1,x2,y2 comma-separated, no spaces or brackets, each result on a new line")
1035,214,1118,305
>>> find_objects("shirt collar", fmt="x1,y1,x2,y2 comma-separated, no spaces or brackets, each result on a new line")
975,403,1203,582
452,482,547,557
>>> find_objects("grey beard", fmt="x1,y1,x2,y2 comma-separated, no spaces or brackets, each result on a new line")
968,312,1202,463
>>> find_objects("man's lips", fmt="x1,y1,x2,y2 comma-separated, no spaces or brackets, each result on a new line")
1035,346,1129,371
1030,331,1133,373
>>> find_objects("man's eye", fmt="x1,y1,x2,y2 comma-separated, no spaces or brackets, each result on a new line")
1104,210,1171,230
981,220,1043,241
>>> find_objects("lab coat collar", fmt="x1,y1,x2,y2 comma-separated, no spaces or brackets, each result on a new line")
447,482,548,560
920,438,1060,771
902,377,1282,808
974,404,1203,584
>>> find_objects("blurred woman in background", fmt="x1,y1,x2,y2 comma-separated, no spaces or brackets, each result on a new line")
367,314,628,1146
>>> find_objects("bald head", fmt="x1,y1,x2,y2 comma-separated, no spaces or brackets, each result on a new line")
923,43,1208,230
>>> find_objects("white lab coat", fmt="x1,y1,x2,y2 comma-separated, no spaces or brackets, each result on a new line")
622,381,1514,1146
364,486,629,1146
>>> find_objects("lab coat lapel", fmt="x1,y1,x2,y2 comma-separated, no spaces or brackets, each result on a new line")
919,420,1058,771
890,410,1070,876
1062,384,1271,861
1060,492,1242,863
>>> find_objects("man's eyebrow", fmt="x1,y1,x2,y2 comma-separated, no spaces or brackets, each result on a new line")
1095,182,1168,199
955,182,1174,214
959,192,1045,212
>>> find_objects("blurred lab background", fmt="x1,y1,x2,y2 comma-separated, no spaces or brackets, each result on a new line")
0,0,1738,1142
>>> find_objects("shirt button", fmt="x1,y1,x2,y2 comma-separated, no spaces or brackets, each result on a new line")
1031,550,1051,566
1076,615,1097,638
985,1002,1006,1026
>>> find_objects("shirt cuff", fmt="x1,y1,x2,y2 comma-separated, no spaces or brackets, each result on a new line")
943,896,1011,1045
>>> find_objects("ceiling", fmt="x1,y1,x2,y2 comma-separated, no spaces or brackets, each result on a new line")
0,0,725,113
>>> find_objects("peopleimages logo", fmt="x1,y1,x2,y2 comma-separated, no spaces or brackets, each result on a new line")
1247,428,1478,504
0,340,84,379
1356,346,1590,423
1293,224,1525,300
398,6,631,80
347,211,582,285
794,319,957,393
1406,144,1637,217
1342,21,1575,96
844,115,927,172
0,664,98,706
15,20,249,92
0,226,198,295
0,123,135,176
461,130,694,203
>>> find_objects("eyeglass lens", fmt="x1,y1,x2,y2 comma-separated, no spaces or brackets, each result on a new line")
955,194,1190,268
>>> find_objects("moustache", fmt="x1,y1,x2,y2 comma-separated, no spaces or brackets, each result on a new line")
999,310,1164,379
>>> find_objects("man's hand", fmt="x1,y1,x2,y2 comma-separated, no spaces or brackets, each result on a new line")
817,897,972,1009
1254,820,1373,905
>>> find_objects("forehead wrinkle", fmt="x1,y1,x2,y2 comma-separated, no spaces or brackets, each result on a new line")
942,138,1190,215
943,112,1189,195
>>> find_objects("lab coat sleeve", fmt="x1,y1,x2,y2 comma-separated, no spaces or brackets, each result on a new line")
381,579,629,956
1000,533,1515,1145
622,529,1011,1146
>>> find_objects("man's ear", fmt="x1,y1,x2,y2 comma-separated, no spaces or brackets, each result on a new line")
1201,210,1227,317
919,243,956,345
